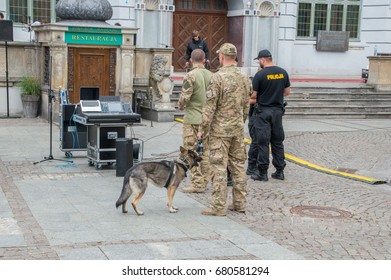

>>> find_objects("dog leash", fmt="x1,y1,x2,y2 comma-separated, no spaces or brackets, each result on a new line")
160,160,175,189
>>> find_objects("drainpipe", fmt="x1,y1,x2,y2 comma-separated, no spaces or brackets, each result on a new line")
271,6,279,64
252,7,259,73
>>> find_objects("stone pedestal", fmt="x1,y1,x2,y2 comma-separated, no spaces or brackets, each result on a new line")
139,101,176,122
140,53,176,122
367,56,391,91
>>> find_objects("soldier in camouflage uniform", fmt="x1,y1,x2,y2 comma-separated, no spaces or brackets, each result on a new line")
178,49,213,193
197,43,252,216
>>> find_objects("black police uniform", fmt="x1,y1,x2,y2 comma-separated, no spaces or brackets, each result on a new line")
251,65,290,177
246,104,258,174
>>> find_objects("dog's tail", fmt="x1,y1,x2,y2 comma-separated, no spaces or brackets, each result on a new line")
115,196,123,209
115,178,130,209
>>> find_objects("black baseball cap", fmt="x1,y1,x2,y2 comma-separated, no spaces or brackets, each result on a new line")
254,49,272,60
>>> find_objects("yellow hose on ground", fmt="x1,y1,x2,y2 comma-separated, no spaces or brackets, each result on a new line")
174,117,386,185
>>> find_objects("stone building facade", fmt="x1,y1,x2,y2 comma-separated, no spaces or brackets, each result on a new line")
1,0,391,117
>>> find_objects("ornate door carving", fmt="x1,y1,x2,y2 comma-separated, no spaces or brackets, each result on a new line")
173,0,228,71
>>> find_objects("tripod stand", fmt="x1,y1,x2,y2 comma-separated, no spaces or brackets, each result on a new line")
34,89,72,165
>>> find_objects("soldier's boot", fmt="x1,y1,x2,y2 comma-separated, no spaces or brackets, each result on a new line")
271,170,285,180
182,186,205,193
251,168,268,181
246,163,257,175
182,184,206,193
201,207,226,216
228,204,246,213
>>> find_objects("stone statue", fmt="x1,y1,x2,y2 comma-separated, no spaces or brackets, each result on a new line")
149,55,173,104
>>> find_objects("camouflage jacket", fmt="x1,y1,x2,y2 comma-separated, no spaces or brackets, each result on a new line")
178,65,212,124
200,65,252,137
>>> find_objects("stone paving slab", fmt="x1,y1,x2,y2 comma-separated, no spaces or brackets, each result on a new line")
14,174,302,260
0,117,390,260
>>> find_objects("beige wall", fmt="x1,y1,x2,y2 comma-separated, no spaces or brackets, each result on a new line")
0,42,43,117
1,39,173,118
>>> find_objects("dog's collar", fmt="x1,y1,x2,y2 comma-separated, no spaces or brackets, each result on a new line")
176,155,191,172
175,161,188,173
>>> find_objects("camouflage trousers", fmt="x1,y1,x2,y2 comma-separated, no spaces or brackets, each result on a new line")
182,124,210,191
208,135,247,211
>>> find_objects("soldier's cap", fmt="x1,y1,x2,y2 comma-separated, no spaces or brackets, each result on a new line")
216,43,237,56
254,49,272,60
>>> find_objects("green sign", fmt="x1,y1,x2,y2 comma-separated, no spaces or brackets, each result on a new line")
65,32,122,45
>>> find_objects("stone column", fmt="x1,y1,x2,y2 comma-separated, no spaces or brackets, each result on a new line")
46,42,67,121
49,43,68,90
118,45,135,104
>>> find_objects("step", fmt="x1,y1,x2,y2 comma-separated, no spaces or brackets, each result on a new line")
288,92,391,99
170,86,391,119
286,105,391,113
287,99,391,107
284,111,391,119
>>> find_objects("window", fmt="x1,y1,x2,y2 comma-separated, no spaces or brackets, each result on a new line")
346,5,360,38
297,3,311,37
33,0,51,23
178,0,193,9
176,0,227,12
9,0,28,24
297,1,361,39
330,4,343,31
213,0,225,10
196,0,210,10
314,4,327,37
8,0,57,24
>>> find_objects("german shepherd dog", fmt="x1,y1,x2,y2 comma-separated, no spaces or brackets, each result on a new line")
115,146,202,215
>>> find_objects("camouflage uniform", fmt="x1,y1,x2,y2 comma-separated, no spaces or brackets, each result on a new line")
200,64,252,211
178,64,212,191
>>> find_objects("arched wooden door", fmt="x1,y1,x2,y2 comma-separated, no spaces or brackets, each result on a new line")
173,0,228,72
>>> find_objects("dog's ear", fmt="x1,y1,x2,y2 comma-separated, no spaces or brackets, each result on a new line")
180,146,188,154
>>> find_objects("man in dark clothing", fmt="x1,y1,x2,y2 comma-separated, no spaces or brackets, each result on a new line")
246,104,258,175
185,30,210,69
249,49,291,181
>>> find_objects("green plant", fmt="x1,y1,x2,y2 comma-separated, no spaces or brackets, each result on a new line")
20,76,41,96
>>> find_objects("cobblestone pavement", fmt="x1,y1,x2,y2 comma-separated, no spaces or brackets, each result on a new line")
185,119,391,260
0,117,390,260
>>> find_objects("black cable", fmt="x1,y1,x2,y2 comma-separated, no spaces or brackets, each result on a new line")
143,122,180,142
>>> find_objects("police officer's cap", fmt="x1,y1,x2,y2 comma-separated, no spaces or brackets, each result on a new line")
254,49,272,60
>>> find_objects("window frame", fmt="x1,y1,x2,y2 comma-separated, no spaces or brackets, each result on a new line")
296,0,362,41
7,0,58,25
175,0,227,13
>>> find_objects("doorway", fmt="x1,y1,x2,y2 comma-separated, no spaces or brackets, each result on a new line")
173,0,228,71
67,47,116,104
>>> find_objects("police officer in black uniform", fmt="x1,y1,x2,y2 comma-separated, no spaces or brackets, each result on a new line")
250,49,291,181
